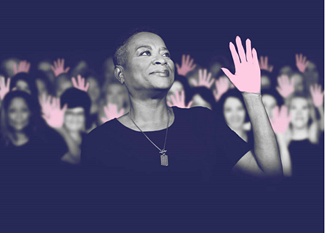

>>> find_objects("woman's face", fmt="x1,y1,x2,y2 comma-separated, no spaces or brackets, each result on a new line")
289,97,310,129
291,74,304,92
36,79,48,96
64,107,85,132
262,94,277,120
106,83,127,108
87,77,100,102
7,97,31,132
223,97,246,130
14,80,31,94
261,75,271,89
122,32,175,96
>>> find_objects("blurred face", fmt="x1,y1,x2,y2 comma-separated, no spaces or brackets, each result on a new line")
291,74,304,92
289,97,310,129
36,79,48,96
223,97,246,130
210,62,222,77
15,80,31,94
279,66,292,76
262,94,277,120
122,32,175,95
64,107,85,132
7,98,31,132
87,77,100,102
106,83,127,108
167,81,184,103
191,94,212,110
261,75,271,89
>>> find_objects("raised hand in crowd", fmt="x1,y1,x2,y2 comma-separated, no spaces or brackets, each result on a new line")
0,76,10,100
167,90,193,108
190,69,215,88
176,54,197,76
259,56,273,72
13,60,30,75
39,94,67,128
270,106,292,135
295,53,309,73
276,75,295,99
101,103,125,123
72,75,90,92
310,84,324,131
213,77,230,102
51,58,70,77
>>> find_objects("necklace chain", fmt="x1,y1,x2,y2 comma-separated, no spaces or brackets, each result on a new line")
128,109,170,154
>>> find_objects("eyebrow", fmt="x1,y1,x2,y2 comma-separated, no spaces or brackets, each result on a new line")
135,45,168,51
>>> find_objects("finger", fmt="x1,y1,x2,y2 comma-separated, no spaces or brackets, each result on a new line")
235,36,247,63
62,103,68,112
252,48,259,66
203,69,207,81
190,79,197,86
187,100,194,108
295,54,298,62
265,56,268,65
276,87,283,96
180,90,185,102
190,64,197,71
54,61,58,68
72,77,77,87
176,63,180,71
26,63,30,72
170,95,176,105
305,61,309,67
259,56,263,66
167,101,173,107
85,82,90,92
229,42,240,68
6,77,11,88
188,58,194,68
269,66,274,72
246,39,252,63
198,69,202,81
185,55,190,65
182,54,185,66
51,65,55,72
101,117,108,123
64,67,70,73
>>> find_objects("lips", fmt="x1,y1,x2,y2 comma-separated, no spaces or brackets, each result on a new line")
150,70,170,76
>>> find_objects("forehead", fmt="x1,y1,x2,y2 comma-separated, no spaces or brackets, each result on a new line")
127,32,166,50
9,97,27,107
16,80,29,86
224,97,242,107
291,97,308,105
66,107,84,113
262,94,276,103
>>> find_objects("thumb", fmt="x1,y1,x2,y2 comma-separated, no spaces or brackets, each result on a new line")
221,68,235,84
176,63,180,70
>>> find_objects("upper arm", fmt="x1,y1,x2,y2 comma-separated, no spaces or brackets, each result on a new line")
232,150,264,177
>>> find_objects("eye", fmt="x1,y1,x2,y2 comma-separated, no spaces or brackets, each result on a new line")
140,51,151,56
163,52,171,57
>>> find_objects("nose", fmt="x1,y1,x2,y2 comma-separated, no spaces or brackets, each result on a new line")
152,55,167,65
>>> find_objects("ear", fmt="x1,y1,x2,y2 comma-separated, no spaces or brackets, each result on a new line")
114,66,125,85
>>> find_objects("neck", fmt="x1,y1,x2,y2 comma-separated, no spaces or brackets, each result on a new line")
291,126,308,140
11,131,29,146
128,96,172,131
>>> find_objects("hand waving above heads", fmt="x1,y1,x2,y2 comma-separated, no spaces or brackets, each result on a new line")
101,104,125,123
0,77,10,100
167,90,193,109
176,54,197,76
72,75,90,92
221,36,261,94
269,105,292,135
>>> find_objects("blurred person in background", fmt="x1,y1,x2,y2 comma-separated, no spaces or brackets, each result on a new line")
55,73,73,97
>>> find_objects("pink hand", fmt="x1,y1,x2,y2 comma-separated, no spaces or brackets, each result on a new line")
213,77,230,101
13,60,31,75
221,36,261,94
101,104,125,123
310,84,324,107
269,106,292,134
295,54,309,73
176,54,197,76
196,69,215,89
0,77,11,100
276,75,295,98
41,96,67,128
259,56,274,72
167,90,193,108
51,58,70,77
72,75,90,92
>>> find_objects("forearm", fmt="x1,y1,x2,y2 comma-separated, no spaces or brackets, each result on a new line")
276,134,292,177
316,106,324,131
242,93,283,175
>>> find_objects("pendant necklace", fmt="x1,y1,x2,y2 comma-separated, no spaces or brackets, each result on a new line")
128,109,170,166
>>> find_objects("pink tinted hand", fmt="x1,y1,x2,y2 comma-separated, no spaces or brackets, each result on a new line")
276,75,295,98
51,58,70,77
41,96,67,128
176,54,197,76
259,56,274,72
269,106,292,134
295,54,309,73
213,77,229,101
310,84,324,107
167,90,193,108
195,69,215,89
13,60,31,75
101,104,125,123
0,77,11,100
221,36,261,94
72,75,90,92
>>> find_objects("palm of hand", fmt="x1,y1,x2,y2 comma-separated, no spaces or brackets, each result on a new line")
310,84,324,107
102,104,125,123
167,90,193,108
0,77,10,100
269,106,291,134
40,96,67,128
276,75,294,98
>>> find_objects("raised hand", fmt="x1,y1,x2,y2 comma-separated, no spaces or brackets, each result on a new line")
295,54,309,73
259,56,273,72
269,105,292,134
0,77,10,100
13,60,31,75
176,54,197,76
51,58,70,77
213,77,230,102
190,69,215,89
72,75,90,92
167,90,193,108
310,84,324,107
276,75,295,98
221,36,261,94
40,94,67,128
101,104,125,123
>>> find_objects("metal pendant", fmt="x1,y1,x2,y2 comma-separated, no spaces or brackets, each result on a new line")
160,154,168,166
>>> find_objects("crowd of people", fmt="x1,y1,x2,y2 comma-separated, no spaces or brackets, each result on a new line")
0,41,323,229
